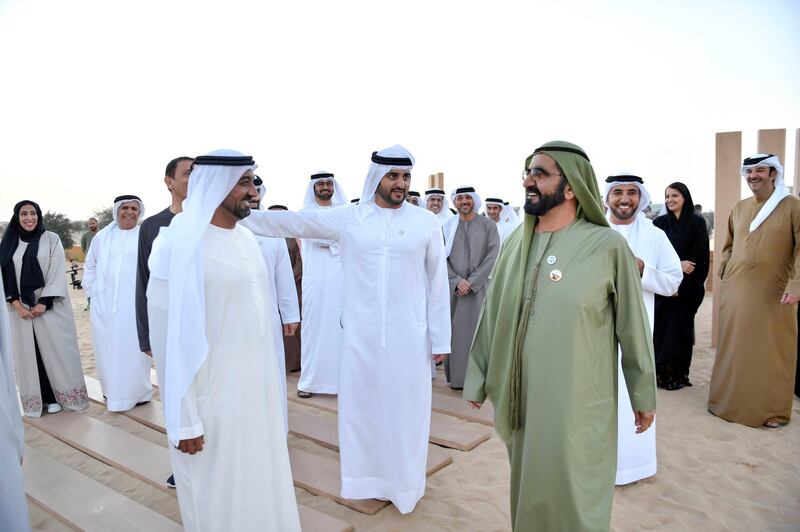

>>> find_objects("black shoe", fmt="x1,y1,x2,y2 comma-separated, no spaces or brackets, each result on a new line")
166,474,175,488
135,400,150,406
297,390,312,399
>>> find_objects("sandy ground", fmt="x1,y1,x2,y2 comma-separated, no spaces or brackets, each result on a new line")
23,278,800,531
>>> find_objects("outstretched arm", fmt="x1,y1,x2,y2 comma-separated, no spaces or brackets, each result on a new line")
241,207,345,241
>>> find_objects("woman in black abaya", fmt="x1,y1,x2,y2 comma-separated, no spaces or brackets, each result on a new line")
653,183,709,390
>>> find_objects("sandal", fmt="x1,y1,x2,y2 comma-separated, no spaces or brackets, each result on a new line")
297,390,312,399
764,418,787,428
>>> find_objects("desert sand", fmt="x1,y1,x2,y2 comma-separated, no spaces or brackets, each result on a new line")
21,278,800,531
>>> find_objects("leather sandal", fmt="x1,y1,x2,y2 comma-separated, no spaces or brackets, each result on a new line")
297,390,312,399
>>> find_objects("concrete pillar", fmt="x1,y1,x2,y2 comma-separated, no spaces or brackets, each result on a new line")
757,128,786,163
794,129,800,195
428,172,444,190
711,131,742,347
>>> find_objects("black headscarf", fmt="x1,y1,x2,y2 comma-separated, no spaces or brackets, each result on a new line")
0,200,47,306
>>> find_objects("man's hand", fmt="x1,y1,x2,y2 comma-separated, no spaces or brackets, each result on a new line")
283,322,299,336
634,410,655,433
12,301,33,320
780,293,800,305
456,279,471,297
432,353,447,364
177,435,205,454
144,350,153,357
467,401,483,410
680,260,696,274
635,258,645,277
30,303,47,317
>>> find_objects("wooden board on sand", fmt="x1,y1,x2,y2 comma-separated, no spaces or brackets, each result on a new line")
25,410,353,531
287,376,492,450
23,447,182,532
430,374,494,425
24,411,173,493
289,405,453,476
84,375,166,433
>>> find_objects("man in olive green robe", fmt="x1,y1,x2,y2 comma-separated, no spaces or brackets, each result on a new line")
709,154,800,427
463,141,657,532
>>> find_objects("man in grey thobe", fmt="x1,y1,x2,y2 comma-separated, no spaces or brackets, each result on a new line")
444,186,499,389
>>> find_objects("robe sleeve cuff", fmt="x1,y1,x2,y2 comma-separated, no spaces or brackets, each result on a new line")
462,386,486,404
785,280,800,296
171,423,204,444
431,345,450,355
281,313,301,324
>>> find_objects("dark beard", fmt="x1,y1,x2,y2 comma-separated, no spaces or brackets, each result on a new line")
231,203,251,220
315,190,333,201
376,185,406,206
523,178,568,216
609,204,637,221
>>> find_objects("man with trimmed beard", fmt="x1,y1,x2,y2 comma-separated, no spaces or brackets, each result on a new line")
242,145,450,514
147,151,300,531
604,173,681,485
296,171,347,399
710,153,800,427
80,217,98,255
444,186,499,389
464,141,656,531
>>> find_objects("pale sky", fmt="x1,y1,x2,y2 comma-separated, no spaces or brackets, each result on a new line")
1,0,798,221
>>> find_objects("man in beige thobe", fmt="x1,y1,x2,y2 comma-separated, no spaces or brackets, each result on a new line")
709,153,800,428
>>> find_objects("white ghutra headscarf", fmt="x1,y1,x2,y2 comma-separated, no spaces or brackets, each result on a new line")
89,194,144,299
421,188,454,225
444,185,482,256
603,172,654,246
741,154,789,232
303,171,348,210
148,149,257,444
358,145,415,206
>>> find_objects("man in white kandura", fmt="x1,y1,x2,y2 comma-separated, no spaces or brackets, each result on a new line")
422,188,455,227
484,197,518,241
243,145,451,513
251,174,300,431
296,171,347,399
605,172,682,485
147,151,300,531
84,195,153,411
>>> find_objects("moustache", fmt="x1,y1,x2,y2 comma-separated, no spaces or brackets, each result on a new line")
526,185,540,195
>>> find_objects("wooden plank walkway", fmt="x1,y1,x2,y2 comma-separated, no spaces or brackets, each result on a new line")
289,447,388,515
287,376,492,450
430,374,494,425
289,405,453,475
25,411,353,529
147,371,491,450
84,375,166,433
83,375,406,517
24,412,172,493
23,447,182,531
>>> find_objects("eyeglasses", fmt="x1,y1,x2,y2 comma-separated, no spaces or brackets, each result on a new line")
522,167,562,180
